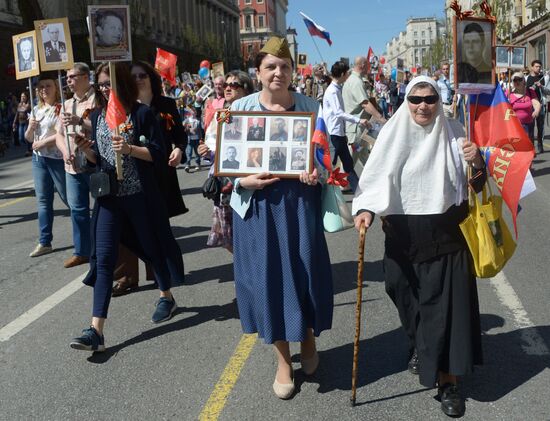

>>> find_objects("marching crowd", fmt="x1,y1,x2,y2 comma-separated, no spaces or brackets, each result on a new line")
5,35,550,418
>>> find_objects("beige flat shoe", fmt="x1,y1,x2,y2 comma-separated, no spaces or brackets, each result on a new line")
273,369,295,399
301,351,319,376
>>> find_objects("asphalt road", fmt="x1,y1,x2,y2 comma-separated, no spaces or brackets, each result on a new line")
1,127,550,421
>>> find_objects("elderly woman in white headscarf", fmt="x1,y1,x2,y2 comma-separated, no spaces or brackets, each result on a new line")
352,76,486,418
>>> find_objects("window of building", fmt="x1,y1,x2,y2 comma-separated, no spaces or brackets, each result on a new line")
247,44,253,54
414,40,418,46
257,0,264,3
537,37,546,68
258,15,265,28
414,31,417,37
421,31,425,37
245,0,252,4
245,15,252,29
422,39,425,45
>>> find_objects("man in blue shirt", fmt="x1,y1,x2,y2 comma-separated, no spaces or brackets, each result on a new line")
437,62,455,118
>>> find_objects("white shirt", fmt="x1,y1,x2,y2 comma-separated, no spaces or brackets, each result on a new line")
323,81,360,136
437,76,452,104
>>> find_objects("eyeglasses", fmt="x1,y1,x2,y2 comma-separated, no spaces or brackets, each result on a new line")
407,95,439,105
132,72,149,80
67,73,86,80
96,81,111,89
223,82,243,90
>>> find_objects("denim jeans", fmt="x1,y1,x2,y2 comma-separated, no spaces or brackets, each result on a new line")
18,123,31,151
66,172,91,257
186,138,200,166
32,153,68,246
378,98,389,119
329,134,359,193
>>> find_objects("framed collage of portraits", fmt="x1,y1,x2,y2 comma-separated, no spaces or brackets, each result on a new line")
214,111,315,178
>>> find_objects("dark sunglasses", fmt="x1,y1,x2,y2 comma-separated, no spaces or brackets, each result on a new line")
407,95,439,105
224,82,243,90
96,81,111,89
512,77,524,82
132,72,149,80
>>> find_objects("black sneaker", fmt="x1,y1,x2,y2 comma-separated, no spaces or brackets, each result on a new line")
438,383,465,418
408,350,419,375
70,326,105,352
538,142,544,154
151,297,177,323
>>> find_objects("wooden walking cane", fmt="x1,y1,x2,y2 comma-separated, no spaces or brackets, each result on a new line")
351,222,367,407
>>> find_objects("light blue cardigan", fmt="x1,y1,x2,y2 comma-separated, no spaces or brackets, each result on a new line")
229,92,320,218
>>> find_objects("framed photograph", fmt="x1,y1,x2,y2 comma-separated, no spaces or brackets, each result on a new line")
453,17,495,90
214,111,315,178
88,5,132,62
34,18,74,71
510,47,526,69
495,45,510,68
12,30,40,80
195,84,213,101
396,69,405,83
211,61,225,79
181,72,192,84
297,53,307,68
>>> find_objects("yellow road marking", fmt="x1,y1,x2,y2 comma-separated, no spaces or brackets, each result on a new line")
199,333,257,421
0,196,30,209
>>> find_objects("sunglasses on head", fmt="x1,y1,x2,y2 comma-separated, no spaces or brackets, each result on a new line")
407,95,439,105
132,72,148,80
223,82,243,90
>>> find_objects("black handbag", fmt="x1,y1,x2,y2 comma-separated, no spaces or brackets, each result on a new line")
90,170,118,198
201,175,221,200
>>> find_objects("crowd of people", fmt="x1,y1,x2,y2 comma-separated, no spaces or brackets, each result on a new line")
6,34,550,418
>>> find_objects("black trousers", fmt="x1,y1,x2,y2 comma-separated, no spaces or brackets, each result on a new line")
534,111,545,144
384,249,483,387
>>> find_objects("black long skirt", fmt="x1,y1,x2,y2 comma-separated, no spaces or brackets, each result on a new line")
384,248,483,387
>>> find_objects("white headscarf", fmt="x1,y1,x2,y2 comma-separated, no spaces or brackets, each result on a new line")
352,76,467,216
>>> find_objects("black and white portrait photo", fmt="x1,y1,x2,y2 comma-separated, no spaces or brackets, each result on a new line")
222,146,240,170
292,119,309,142
12,30,40,79
42,24,67,64
34,18,74,71
495,46,510,68
298,53,307,67
17,37,35,71
246,117,266,141
511,47,526,69
224,118,243,141
455,19,494,85
88,5,132,62
290,148,307,171
269,118,288,142
269,147,287,172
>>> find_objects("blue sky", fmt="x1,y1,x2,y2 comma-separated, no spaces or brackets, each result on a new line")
286,0,446,65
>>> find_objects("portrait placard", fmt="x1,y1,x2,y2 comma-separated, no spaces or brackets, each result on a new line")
195,84,213,101
211,62,225,79
12,30,40,80
495,45,510,68
34,18,74,71
214,111,315,178
510,47,526,69
88,5,132,62
297,53,308,68
453,17,495,92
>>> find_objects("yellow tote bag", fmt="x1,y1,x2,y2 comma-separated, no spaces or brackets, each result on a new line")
459,179,516,278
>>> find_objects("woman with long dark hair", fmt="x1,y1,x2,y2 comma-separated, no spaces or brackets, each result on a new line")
70,63,182,352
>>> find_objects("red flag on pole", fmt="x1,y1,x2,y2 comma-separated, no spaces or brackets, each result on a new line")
106,89,126,130
155,48,178,87
366,47,374,75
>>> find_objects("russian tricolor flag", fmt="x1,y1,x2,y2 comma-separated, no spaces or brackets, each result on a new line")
300,12,332,46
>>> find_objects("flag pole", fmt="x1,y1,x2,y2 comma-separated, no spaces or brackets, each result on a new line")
309,35,326,65
108,61,123,180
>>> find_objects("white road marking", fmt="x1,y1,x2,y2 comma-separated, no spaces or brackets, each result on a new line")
0,273,86,342
490,272,550,356
0,179,34,192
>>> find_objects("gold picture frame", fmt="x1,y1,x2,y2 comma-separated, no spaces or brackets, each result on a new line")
12,30,40,80
214,111,315,179
34,17,74,71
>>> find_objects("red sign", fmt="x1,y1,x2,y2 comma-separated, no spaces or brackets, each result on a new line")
155,48,178,87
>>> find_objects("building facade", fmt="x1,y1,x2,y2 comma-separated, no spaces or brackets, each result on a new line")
238,0,288,68
385,17,441,71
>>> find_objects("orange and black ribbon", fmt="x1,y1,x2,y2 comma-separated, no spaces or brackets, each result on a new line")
216,109,231,124
54,103,62,116
450,0,474,20
120,122,133,134
159,112,175,131
480,0,497,23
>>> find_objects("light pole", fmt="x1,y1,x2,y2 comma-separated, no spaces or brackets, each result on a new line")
221,19,228,70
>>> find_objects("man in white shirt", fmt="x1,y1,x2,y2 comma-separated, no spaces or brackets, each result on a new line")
437,62,454,118
323,61,367,193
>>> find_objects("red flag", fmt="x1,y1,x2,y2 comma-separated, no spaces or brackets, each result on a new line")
105,89,126,130
470,84,535,235
366,47,374,74
155,48,178,87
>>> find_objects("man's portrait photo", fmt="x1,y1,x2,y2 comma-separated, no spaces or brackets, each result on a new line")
88,5,132,62
222,146,240,169
511,47,525,69
269,118,288,142
297,53,307,68
269,147,287,172
290,148,307,171
42,24,67,63
17,37,36,71
456,19,494,85
292,119,309,142
246,117,265,141
495,46,510,68
224,118,243,141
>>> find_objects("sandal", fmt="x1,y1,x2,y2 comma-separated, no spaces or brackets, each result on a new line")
112,276,139,297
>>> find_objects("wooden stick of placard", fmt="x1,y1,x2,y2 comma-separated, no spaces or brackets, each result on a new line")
57,69,71,157
108,61,123,180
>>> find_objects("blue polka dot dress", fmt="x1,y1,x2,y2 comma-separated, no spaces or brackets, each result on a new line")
233,180,333,344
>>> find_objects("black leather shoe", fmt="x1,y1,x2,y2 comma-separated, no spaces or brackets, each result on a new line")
438,383,465,418
538,143,544,154
407,350,419,375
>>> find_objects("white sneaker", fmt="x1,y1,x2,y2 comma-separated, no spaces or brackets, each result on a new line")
29,244,53,257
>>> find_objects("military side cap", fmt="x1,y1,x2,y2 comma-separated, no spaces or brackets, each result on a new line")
260,37,292,60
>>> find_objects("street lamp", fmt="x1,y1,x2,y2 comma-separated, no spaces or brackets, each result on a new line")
221,20,228,70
